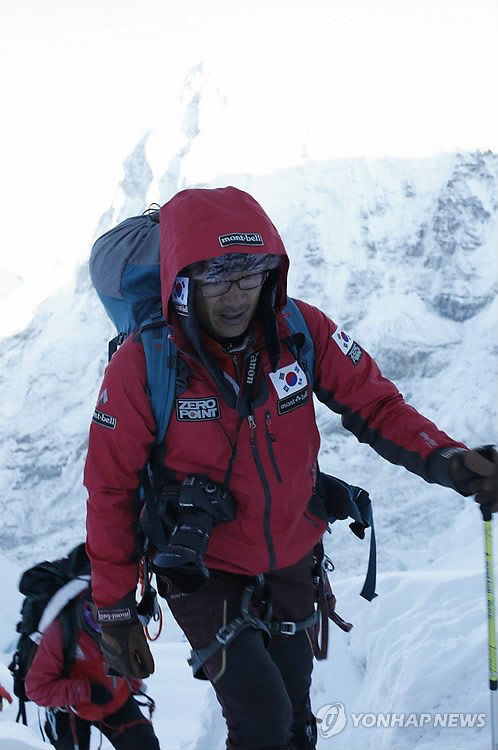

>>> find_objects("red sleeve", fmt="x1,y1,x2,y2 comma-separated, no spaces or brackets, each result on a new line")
84,334,156,608
0,685,13,703
295,299,467,486
25,621,90,708
128,678,143,694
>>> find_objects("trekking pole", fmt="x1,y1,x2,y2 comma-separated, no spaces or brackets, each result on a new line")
482,505,498,750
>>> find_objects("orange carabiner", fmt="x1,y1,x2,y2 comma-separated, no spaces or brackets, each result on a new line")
139,557,164,641
146,605,163,641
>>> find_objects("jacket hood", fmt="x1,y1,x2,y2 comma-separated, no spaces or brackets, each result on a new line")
159,186,289,320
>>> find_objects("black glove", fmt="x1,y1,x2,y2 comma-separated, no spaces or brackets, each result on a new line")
449,445,498,512
97,592,155,679
89,681,113,706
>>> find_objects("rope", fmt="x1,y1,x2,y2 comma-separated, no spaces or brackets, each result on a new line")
99,716,152,737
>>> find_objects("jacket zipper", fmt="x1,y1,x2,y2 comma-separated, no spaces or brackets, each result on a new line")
231,354,240,383
303,511,320,528
310,463,317,493
264,411,282,482
304,464,319,527
248,415,276,569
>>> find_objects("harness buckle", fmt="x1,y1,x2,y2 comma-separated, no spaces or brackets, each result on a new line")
215,620,239,646
279,621,297,635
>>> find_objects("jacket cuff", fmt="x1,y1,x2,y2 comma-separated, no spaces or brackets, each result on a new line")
426,446,470,493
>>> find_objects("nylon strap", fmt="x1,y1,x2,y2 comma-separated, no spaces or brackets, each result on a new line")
265,611,319,636
188,578,319,677
188,611,270,678
312,543,353,661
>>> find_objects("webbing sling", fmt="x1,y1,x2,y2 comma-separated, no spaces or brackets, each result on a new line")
338,481,377,602
265,614,318,636
320,473,377,602
312,543,353,661
351,492,377,602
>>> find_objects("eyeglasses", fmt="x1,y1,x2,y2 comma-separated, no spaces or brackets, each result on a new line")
196,271,268,298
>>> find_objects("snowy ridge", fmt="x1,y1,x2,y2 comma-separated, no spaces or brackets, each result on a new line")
0,147,496,749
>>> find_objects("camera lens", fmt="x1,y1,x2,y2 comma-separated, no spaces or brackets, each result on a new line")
148,476,236,593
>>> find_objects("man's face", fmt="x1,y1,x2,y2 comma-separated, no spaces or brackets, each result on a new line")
194,274,264,339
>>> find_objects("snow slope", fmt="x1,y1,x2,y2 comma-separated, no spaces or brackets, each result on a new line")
0,145,496,749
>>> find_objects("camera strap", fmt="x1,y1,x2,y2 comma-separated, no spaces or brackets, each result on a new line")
236,350,261,419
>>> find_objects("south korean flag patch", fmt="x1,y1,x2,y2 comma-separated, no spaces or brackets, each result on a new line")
331,325,363,366
332,325,354,354
172,276,189,316
270,361,309,415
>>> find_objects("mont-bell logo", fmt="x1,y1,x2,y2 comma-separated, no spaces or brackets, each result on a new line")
92,409,117,430
97,607,132,623
218,232,264,248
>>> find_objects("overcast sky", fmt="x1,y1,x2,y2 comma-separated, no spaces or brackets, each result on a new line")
0,0,497,310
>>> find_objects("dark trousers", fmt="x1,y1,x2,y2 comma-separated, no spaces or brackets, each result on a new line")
44,694,160,750
161,551,318,750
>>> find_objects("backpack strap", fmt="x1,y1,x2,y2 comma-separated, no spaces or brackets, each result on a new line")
15,692,27,726
349,487,377,602
59,604,80,678
34,578,91,643
139,314,178,446
281,298,314,389
321,473,377,602
281,302,377,599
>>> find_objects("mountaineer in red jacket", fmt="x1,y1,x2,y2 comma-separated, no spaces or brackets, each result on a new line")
84,186,498,750
25,595,160,750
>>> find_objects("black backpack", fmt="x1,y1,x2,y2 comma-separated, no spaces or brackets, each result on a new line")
8,543,91,725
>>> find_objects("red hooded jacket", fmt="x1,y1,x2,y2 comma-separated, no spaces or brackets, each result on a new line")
25,607,137,721
84,187,466,608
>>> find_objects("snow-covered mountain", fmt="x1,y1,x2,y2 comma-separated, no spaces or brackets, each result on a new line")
0,140,496,749
1,147,495,568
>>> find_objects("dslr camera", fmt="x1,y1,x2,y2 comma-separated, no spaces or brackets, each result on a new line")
148,475,236,592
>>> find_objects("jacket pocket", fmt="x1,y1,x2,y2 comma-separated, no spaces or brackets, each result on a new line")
305,490,329,523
